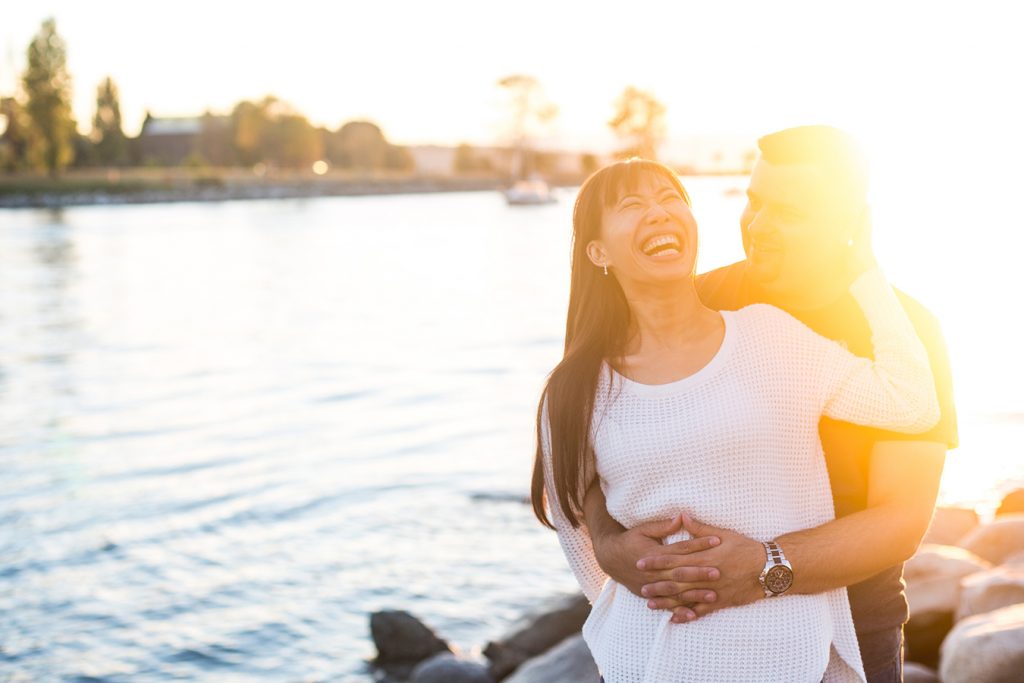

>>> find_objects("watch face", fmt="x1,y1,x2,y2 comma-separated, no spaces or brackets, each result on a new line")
765,565,793,594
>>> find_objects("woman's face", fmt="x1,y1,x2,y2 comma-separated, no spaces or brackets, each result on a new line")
588,172,698,285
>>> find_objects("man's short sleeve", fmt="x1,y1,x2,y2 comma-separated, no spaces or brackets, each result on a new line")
871,292,958,448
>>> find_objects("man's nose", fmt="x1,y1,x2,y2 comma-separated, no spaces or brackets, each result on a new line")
745,208,771,237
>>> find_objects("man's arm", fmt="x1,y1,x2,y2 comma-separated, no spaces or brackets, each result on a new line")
581,480,722,621
639,440,946,619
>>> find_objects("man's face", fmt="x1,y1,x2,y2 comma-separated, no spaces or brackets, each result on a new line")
741,159,860,298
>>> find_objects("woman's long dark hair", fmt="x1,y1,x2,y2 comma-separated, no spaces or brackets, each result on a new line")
531,159,692,529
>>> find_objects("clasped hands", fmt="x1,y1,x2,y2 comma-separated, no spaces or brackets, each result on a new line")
591,512,766,623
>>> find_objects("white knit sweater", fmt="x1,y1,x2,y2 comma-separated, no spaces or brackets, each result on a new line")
540,269,940,683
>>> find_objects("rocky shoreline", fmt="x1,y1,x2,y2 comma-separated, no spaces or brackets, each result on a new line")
367,491,1024,683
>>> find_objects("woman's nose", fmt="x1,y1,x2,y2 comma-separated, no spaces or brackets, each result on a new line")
644,202,672,223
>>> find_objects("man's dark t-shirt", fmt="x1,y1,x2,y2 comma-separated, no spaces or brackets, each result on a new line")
696,261,958,675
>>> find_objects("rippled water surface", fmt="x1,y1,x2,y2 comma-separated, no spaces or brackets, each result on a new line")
2,180,1022,682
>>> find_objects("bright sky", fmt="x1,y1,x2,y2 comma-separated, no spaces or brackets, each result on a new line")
1,2,1023,412
2,1,1021,164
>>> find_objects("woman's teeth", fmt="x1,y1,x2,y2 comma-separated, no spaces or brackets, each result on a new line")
641,234,682,256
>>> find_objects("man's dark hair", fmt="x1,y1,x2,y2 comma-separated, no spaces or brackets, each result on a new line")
757,125,869,201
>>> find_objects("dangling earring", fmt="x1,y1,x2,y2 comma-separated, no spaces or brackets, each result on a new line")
603,264,609,276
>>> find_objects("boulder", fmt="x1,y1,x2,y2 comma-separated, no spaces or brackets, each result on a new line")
939,603,1024,683
903,662,940,683
923,506,979,546
370,610,452,678
411,653,494,683
904,544,991,667
959,513,1024,564
503,634,600,683
905,610,955,669
996,488,1024,516
1003,550,1024,567
905,544,992,615
484,593,591,680
957,565,1024,620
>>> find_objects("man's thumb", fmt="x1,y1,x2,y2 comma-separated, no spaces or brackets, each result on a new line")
636,513,684,539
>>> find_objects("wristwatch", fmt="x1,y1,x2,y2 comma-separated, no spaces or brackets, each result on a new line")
758,540,794,597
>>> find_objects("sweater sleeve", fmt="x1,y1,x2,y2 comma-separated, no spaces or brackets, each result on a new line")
539,396,609,604
765,269,940,433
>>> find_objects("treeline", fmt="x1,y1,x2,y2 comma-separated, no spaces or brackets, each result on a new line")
0,18,410,175
1,18,682,178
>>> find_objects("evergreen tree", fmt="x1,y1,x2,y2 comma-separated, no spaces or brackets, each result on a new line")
22,18,77,175
92,76,125,165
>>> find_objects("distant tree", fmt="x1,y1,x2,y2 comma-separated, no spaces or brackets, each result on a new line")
22,18,77,175
497,74,557,178
581,152,600,176
328,120,388,170
0,96,32,171
264,113,322,169
71,131,97,167
384,144,413,172
230,97,276,166
91,76,126,165
608,86,666,161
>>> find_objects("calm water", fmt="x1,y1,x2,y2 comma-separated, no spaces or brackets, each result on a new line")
2,179,1022,682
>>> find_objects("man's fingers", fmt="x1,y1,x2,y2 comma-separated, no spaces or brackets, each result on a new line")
632,514,684,540
636,541,720,570
644,596,685,610
670,605,697,623
680,511,719,539
670,566,720,583
659,534,721,557
642,580,718,600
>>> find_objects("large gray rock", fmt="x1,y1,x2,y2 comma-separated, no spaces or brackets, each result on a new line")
905,544,992,615
484,593,590,680
503,634,600,683
1003,550,1024,567
411,653,494,683
904,544,991,667
370,610,452,678
923,506,979,546
939,603,1024,683
959,513,1024,564
957,565,1024,620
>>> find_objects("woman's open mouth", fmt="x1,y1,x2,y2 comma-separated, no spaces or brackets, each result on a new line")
640,233,684,260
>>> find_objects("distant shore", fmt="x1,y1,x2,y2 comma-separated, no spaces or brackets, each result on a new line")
0,169,527,209
0,168,749,209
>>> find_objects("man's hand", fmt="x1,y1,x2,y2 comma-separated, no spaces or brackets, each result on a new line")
583,483,722,621
637,514,765,623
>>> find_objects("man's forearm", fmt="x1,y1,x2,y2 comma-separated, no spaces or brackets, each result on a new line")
582,480,627,543
779,504,923,594
779,441,944,595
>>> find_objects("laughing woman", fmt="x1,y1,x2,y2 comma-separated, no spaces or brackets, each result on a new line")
531,159,938,683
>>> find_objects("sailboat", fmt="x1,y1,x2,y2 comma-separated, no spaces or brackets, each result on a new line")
504,177,557,205
502,139,557,206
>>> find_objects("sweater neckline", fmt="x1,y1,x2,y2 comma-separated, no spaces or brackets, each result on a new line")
605,310,736,396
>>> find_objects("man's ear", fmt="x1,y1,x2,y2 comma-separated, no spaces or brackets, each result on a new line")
585,240,608,268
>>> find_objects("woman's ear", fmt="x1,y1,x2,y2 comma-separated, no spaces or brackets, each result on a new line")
585,240,608,269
